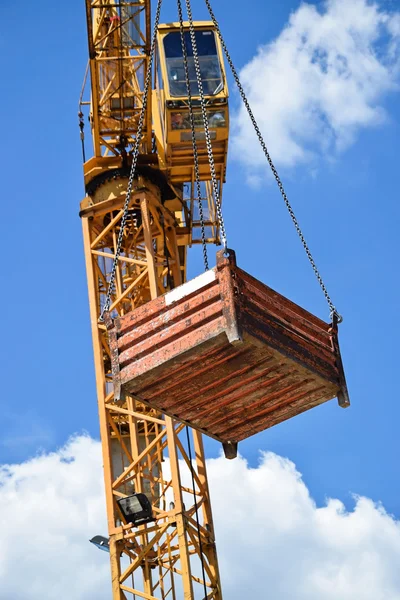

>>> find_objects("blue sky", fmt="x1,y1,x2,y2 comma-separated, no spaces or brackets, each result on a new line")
1,0,399,533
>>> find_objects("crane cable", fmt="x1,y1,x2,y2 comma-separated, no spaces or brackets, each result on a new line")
185,0,229,256
203,0,342,323
100,0,163,319
177,0,209,271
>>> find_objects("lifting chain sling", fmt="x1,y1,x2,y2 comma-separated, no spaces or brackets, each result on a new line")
177,0,209,271
99,0,341,324
100,0,163,319
185,0,229,257
204,0,342,323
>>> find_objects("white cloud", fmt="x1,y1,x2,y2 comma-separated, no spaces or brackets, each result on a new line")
0,435,110,600
209,453,400,599
1,435,400,599
232,0,400,177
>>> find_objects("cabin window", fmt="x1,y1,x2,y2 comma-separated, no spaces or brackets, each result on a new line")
163,30,223,97
171,109,226,130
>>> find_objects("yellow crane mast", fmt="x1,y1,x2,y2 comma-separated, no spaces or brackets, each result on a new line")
80,1,229,598
80,2,349,599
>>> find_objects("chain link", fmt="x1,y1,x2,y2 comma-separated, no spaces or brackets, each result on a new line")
100,0,163,320
177,0,209,271
203,0,341,322
185,0,228,254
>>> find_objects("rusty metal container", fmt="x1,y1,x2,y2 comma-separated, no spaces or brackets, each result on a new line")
106,250,349,456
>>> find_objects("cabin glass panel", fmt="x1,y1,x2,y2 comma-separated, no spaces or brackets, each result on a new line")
171,109,226,130
163,29,223,97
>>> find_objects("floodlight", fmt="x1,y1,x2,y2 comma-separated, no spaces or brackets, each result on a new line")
117,493,154,526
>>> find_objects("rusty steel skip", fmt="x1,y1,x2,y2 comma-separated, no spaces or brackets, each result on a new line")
105,250,349,459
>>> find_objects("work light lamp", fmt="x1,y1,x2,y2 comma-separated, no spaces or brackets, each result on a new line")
117,493,154,526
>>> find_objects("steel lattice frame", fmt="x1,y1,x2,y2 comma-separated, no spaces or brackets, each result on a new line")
85,0,153,156
81,2,224,597
81,176,223,599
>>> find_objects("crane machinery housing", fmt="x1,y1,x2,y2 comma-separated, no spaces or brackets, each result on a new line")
79,1,349,599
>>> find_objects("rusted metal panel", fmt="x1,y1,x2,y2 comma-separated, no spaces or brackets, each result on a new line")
106,250,349,446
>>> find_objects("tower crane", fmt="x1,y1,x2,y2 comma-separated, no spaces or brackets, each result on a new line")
79,1,349,599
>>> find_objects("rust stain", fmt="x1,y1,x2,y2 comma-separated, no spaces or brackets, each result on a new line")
106,249,350,444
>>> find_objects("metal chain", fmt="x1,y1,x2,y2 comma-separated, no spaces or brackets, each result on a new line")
100,0,163,320
177,0,209,271
185,0,228,254
203,0,341,322
78,111,86,164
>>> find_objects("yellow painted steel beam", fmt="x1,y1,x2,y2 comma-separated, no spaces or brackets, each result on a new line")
81,179,223,599
85,0,152,159
81,3,228,599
